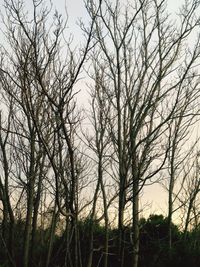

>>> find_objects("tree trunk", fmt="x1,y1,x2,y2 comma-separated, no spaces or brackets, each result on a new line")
132,180,139,267
23,183,34,267
46,204,58,267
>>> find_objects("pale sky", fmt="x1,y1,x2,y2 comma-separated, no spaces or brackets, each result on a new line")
0,0,185,20
0,0,184,37
0,0,190,223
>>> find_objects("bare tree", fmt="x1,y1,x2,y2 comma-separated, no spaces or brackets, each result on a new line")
165,97,199,254
82,60,114,267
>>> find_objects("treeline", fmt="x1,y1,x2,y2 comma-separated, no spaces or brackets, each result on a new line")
1,214,200,267
0,0,200,267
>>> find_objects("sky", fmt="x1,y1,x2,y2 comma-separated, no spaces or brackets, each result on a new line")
56,0,183,39
0,0,184,20
61,0,192,223
0,0,184,46
61,0,184,218
0,0,189,223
